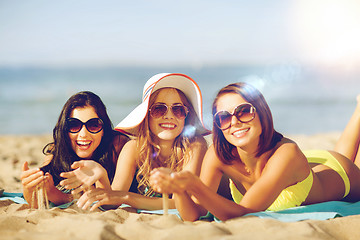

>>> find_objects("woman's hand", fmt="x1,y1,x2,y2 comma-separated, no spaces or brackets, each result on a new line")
150,168,197,194
59,160,108,194
21,161,45,193
76,188,126,211
21,161,58,207
149,168,173,194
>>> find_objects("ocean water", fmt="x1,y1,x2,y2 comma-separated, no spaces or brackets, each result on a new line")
0,65,359,135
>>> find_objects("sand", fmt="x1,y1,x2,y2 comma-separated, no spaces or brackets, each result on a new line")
2,133,360,240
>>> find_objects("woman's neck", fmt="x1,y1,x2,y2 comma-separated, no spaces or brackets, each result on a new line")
237,148,257,169
157,139,175,161
236,145,268,175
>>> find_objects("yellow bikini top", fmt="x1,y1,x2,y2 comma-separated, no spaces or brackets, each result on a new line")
229,171,313,212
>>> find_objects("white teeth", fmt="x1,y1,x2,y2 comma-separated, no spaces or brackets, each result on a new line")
233,128,249,137
77,141,90,146
160,124,175,128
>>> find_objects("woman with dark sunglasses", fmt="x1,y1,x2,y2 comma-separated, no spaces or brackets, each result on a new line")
59,73,210,211
150,82,360,221
20,91,129,208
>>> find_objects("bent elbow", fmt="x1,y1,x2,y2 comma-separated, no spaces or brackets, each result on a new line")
216,208,252,221
215,213,235,222
182,216,199,222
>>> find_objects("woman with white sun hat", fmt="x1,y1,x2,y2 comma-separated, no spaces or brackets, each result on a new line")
115,72,209,136
60,73,210,211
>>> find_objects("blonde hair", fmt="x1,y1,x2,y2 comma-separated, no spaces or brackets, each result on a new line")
135,88,203,196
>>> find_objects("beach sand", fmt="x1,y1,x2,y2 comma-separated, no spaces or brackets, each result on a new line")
2,133,360,240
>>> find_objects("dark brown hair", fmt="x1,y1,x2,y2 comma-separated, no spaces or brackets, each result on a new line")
41,91,120,185
212,82,282,164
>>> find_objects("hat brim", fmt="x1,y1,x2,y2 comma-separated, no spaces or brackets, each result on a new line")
115,73,210,136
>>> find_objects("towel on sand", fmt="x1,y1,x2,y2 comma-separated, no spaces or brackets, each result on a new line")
138,201,360,222
2,191,360,222
246,201,360,222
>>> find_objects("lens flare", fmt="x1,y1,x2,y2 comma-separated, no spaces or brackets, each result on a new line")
182,125,196,138
289,0,360,69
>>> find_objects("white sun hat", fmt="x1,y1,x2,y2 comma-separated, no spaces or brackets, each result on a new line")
115,73,210,136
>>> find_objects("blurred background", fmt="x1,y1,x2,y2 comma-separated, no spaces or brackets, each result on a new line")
0,0,359,135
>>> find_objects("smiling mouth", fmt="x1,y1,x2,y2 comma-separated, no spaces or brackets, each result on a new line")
159,123,176,129
76,141,91,148
232,128,249,137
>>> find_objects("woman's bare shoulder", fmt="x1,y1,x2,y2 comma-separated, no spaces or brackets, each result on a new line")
275,137,301,154
203,144,225,167
190,135,208,150
268,137,307,172
121,139,138,151
115,139,138,167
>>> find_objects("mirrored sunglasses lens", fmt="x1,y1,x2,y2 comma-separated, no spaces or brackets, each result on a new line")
150,104,167,118
171,105,187,119
215,112,232,129
86,118,103,133
235,105,254,122
67,119,82,133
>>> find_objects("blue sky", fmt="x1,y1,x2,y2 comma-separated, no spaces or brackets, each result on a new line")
1,0,359,68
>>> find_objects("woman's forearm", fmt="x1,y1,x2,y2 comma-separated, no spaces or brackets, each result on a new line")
96,172,111,190
174,191,206,221
124,192,176,210
25,185,72,208
188,179,250,221
22,188,34,207
46,186,73,205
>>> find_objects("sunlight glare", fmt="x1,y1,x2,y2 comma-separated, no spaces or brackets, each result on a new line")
290,0,360,69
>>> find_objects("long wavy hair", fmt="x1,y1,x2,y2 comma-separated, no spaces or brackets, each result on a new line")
41,91,118,185
135,88,205,196
212,82,283,164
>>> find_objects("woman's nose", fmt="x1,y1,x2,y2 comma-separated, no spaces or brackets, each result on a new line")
230,114,241,127
78,125,89,137
163,107,174,119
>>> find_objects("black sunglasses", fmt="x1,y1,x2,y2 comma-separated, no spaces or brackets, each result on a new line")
214,103,256,130
66,118,104,134
149,103,189,120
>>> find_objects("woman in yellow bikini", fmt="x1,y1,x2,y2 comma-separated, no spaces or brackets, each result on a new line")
150,82,360,221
